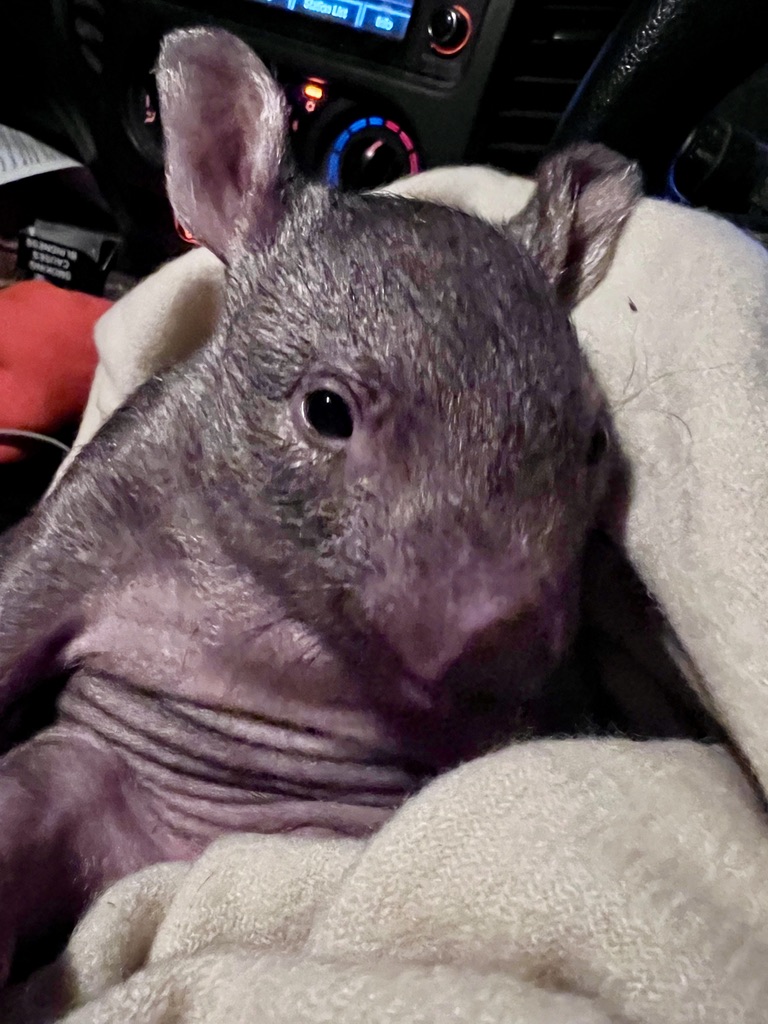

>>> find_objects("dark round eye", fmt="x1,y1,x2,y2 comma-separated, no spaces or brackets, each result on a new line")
303,389,354,440
587,425,609,466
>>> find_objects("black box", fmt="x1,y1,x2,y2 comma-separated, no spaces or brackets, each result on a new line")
17,220,120,296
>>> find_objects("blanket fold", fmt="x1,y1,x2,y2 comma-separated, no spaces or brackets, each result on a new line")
5,742,768,1023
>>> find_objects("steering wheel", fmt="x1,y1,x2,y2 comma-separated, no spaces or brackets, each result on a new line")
551,0,768,196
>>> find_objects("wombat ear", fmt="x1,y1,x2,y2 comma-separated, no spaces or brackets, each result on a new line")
512,144,642,308
155,27,288,263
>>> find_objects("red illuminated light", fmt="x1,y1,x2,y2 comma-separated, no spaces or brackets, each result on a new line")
302,80,326,102
174,217,199,246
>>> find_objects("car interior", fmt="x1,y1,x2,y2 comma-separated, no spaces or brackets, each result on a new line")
0,0,766,1013
0,2,766,531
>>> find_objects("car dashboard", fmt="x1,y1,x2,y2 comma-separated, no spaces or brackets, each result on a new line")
1,0,634,273
1,0,766,532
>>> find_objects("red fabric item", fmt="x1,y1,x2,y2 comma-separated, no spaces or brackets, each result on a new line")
0,280,109,462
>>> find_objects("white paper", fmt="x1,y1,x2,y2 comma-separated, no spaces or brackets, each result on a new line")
0,124,82,187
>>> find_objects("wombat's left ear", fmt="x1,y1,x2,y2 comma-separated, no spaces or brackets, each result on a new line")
156,27,288,263
512,144,642,308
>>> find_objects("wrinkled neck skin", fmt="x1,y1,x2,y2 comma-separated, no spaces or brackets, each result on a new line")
60,559,410,852
58,535,585,858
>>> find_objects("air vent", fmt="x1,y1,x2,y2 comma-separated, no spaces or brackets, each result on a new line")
472,0,631,175
71,0,106,77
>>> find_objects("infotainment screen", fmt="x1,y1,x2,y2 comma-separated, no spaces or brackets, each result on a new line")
248,0,414,40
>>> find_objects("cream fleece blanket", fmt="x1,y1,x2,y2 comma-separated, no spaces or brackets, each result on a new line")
9,168,766,1023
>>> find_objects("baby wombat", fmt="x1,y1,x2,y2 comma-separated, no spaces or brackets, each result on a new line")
0,26,643,985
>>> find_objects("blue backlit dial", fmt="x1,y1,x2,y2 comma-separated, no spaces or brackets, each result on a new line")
324,117,421,190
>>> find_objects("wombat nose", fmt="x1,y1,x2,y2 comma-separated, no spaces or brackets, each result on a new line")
389,598,536,686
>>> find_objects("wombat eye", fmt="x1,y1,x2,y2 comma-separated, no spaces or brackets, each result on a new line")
302,389,354,440
586,425,609,465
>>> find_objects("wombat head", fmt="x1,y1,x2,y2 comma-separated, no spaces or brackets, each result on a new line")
156,27,641,729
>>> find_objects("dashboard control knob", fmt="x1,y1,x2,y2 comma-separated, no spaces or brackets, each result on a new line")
428,5,472,56
324,117,421,191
